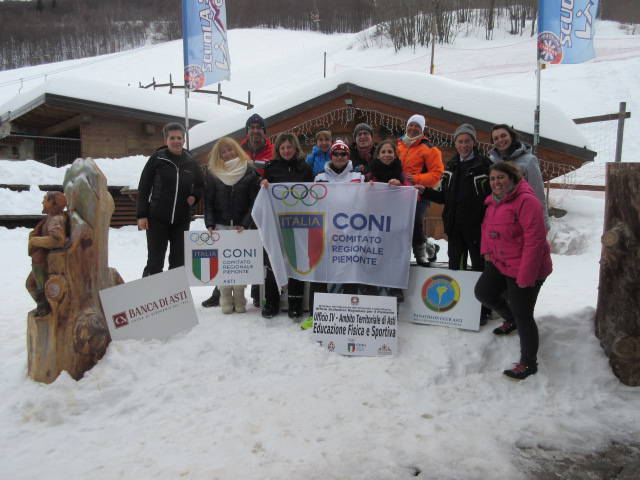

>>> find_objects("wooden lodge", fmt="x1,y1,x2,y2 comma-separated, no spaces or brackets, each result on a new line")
187,70,596,238
0,78,225,166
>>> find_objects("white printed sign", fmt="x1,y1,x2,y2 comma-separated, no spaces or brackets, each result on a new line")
404,265,482,331
100,267,198,341
311,293,397,356
184,230,264,287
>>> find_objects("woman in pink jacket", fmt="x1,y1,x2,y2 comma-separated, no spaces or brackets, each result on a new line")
474,162,552,380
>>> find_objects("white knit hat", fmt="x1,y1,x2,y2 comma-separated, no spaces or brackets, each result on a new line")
407,114,426,132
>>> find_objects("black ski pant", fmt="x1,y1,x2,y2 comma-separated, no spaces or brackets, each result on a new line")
264,261,305,310
448,226,490,319
143,218,189,277
474,261,544,366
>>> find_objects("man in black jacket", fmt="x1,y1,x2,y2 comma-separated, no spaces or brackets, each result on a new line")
137,122,204,277
424,123,492,322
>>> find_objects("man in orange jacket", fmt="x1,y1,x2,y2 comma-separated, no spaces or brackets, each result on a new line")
397,114,444,266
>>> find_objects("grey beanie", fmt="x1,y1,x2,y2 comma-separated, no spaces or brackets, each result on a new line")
453,123,477,143
353,123,373,137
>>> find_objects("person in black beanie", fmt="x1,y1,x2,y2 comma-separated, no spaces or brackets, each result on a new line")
423,123,492,324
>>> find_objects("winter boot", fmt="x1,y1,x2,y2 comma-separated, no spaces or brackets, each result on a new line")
412,242,430,267
300,316,314,330
287,297,303,319
426,241,440,263
202,287,220,308
233,285,247,313
220,287,234,314
261,303,279,318
503,362,537,381
250,284,261,308
493,321,517,335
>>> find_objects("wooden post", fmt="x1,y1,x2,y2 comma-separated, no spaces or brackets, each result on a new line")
595,162,640,386
615,101,627,162
247,91,252,110
430,20,436,75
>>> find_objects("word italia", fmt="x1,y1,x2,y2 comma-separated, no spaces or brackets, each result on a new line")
128,290,188,318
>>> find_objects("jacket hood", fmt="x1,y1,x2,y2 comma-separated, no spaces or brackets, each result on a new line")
489,142,531,163
323,160,354,180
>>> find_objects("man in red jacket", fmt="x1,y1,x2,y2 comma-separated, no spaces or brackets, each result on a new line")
202,113,274,308
240,113,274,176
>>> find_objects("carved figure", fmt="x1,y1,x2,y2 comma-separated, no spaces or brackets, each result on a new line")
26,191,68,317
26,159,123,383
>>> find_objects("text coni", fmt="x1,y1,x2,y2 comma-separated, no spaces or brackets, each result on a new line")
127,290,188,318
279,213,392,232
560,0,594,47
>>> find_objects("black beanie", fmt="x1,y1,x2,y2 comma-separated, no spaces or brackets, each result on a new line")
246,113,266,133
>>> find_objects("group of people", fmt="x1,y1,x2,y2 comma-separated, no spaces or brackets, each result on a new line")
136,113,553,381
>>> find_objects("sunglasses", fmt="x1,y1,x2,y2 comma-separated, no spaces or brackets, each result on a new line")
332,151,349,157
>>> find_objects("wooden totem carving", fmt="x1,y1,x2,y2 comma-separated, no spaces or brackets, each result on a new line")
26,158,123,383
595,162,640,386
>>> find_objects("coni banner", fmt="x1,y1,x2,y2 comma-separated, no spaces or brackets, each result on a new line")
252,182,417,289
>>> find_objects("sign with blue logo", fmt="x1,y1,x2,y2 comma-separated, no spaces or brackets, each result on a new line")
538,0,598,64
405,265,482,331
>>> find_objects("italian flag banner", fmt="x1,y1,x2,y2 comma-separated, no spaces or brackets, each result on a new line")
252,183,417,290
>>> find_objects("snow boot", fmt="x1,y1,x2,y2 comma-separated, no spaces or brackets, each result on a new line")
233,285,246,313
202,287,220,308
288,297,303,319
261,303,279,319
220,287,234,314
493,321,517,335
503,362,537,381
412,242,430,267
426,242,440,263
300,316,314,330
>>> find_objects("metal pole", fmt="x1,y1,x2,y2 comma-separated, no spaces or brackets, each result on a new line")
323,52,327,78
247,91,252,110
615,101,627,162
534,60,541,153
217,83,221,105
184,87,190,150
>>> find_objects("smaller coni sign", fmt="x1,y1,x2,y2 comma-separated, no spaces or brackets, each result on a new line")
421,274,461,313
184,230,264,287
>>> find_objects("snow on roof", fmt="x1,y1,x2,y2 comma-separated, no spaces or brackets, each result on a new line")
190,68,589,150
0,76,237,124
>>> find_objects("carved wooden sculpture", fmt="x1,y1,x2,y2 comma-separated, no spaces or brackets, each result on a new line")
26,158,123,383
595,163,640,386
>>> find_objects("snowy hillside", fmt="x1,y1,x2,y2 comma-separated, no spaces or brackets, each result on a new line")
1,20,640,479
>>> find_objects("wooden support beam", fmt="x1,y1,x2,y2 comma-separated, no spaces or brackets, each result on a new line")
42,114,92,136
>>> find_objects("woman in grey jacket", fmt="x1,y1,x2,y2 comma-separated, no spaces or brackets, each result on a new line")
489,124,549,229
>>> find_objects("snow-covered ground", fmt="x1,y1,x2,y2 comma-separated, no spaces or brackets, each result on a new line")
1,17,639,479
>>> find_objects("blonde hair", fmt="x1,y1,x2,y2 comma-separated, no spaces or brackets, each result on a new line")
208,137,250,174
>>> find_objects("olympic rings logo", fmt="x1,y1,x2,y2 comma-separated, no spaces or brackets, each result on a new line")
189,231,220,245
271,183,328,206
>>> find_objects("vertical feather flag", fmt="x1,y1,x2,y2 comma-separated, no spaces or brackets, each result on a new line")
182,0,231,90
538,0,598,64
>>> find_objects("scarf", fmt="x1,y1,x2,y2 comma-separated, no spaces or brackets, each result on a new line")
212,157,248,186
371,157,403,183
402,134,422,148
